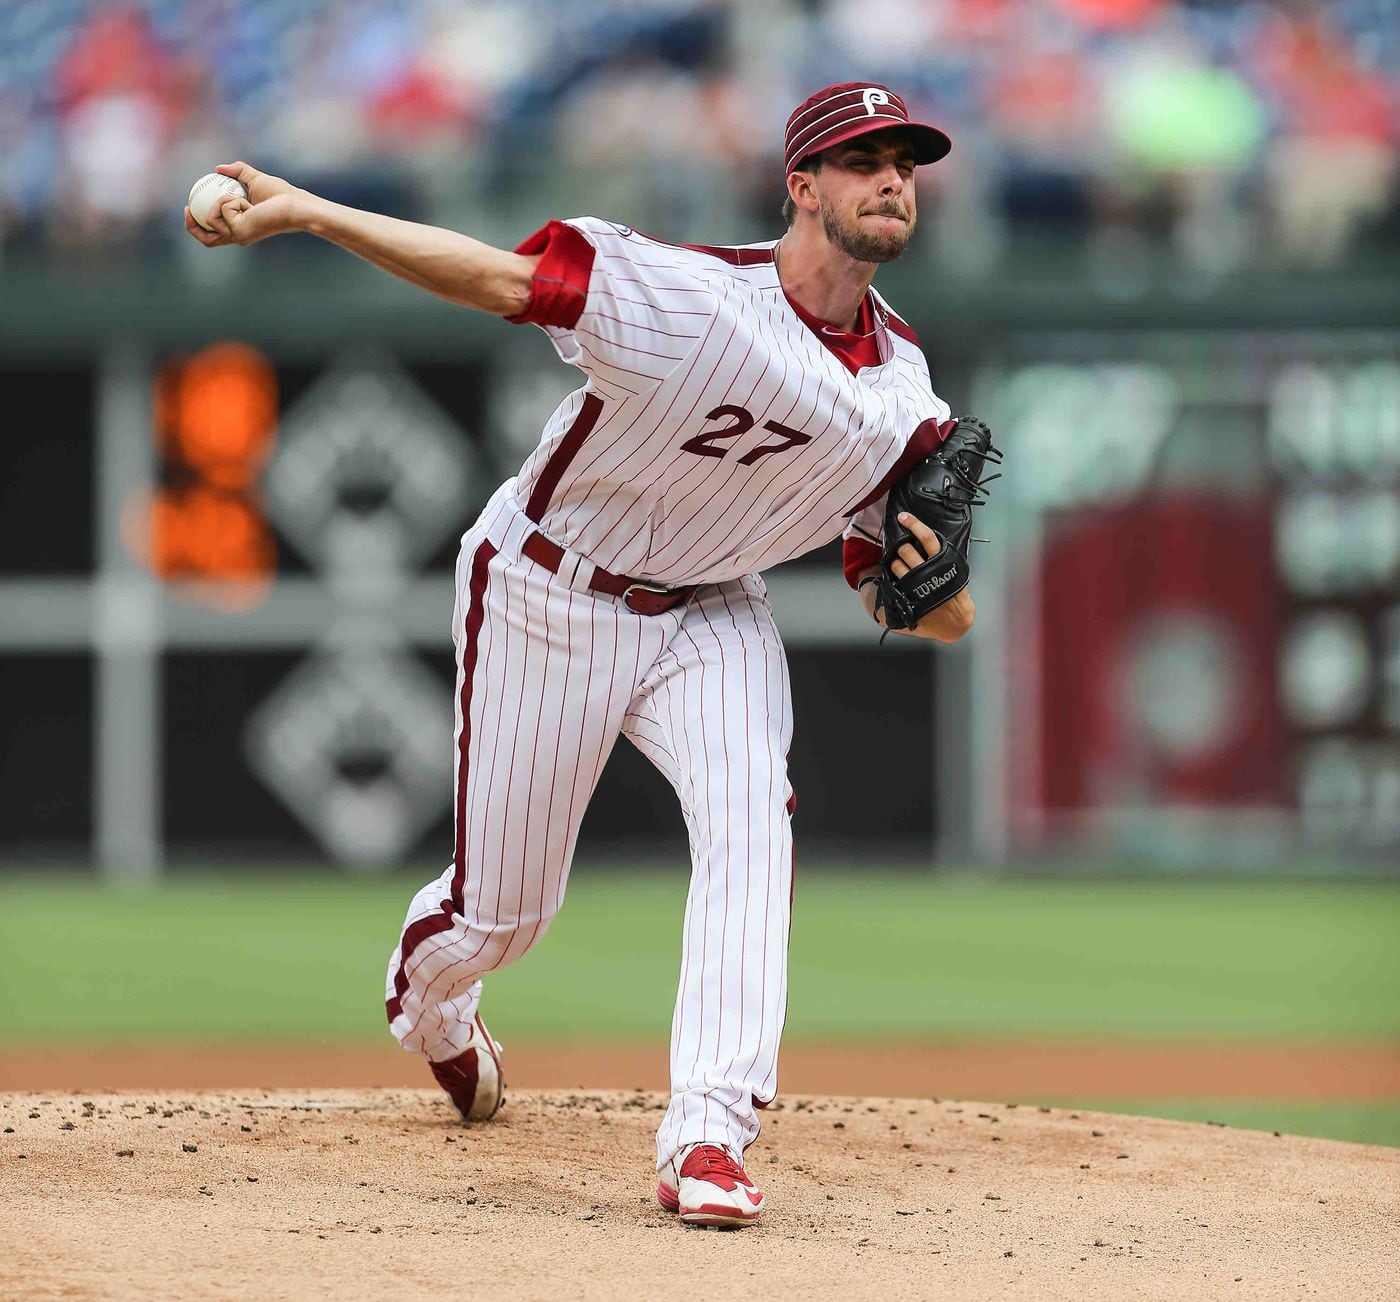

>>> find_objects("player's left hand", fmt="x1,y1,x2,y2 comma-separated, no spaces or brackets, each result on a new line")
886,510,939,578
873,513,974,642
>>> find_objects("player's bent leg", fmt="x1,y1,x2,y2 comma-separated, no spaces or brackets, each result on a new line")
386,520,680,1115
385,861,555,1064
384,537,542,1071
626,575,795,1202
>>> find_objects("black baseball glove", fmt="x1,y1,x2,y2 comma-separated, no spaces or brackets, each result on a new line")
873,416,1001,632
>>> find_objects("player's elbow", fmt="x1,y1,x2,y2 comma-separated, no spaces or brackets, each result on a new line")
493,269,534,318
489,251,540,318
451,250,537,316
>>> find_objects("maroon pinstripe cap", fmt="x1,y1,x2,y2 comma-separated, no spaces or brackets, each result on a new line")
784,82,951,175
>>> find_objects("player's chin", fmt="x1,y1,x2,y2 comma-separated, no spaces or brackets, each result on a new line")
850,218,913,263
858,236,912,264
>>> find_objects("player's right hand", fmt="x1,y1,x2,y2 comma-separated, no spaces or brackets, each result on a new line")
184,161,304,248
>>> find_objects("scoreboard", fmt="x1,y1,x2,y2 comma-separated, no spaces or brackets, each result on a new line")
976,330,1400,860
1270,350,1400,847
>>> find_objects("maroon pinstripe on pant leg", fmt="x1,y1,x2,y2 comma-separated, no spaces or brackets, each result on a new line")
386,521,686,1063
450,543,502,905
385,539,498,1025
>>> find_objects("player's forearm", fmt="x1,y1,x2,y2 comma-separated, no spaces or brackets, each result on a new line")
856,565,974,642
298,195,534,316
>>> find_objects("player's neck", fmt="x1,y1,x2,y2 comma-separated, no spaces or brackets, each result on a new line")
774,230,876,333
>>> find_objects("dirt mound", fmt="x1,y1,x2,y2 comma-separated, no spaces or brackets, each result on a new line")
3,1089,1396,1300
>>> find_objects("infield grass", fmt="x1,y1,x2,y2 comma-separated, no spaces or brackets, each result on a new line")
1079,1101,1400,1149
4,869,1396,1145
2,869,1395,1044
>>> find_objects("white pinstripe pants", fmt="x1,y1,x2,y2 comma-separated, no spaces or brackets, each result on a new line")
386,488,795,1166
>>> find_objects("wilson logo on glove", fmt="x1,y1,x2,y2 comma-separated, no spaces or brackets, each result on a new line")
874,416,1001,634
913,570,958,599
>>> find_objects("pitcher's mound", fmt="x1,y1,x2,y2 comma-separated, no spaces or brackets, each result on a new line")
3,1089,1396,1300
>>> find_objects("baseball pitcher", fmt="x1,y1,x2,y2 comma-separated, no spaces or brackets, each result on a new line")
185,81,997,1228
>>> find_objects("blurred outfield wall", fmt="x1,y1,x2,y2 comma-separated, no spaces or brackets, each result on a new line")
1,246,1397,878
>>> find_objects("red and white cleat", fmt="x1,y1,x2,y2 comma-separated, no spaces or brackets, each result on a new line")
427,1012,505,1122
657,1143,765,1228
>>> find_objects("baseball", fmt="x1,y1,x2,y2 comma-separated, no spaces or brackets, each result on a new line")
187,172,248,231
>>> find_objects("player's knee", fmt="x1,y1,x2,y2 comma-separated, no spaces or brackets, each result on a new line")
469,907,558,972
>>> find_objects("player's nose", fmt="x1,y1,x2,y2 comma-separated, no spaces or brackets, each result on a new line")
876,165,905,196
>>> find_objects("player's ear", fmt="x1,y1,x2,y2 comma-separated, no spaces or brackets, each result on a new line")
786,169,820,217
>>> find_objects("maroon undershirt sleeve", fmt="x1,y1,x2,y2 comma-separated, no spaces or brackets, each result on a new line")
842,536,883,589
504,220,596,329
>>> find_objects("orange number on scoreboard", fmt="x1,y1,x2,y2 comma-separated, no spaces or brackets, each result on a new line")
131,342,279,606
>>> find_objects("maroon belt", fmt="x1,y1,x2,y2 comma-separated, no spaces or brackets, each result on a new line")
521,530,695,615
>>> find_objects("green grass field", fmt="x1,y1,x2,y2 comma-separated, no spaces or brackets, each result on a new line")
2,871,1397,1144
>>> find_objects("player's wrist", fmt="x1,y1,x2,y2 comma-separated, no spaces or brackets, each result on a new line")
856,571,881,623
915,590,974,642
294,190,338,237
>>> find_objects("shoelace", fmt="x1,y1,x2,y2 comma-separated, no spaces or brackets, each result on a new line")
686,1146,749,1184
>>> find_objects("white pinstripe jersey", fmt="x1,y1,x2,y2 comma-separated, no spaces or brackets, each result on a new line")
508,216,952,587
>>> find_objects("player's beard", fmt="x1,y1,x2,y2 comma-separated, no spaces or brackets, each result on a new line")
821,199,914,263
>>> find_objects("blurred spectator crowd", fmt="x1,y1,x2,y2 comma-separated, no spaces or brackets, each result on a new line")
1,0,1396,279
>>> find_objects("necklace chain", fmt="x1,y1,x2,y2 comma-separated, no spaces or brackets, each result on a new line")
774,240,888,338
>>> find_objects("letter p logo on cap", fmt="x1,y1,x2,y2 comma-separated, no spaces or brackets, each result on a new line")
861,88,891,116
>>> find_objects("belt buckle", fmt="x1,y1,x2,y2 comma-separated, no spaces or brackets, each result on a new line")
622,580,678,615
